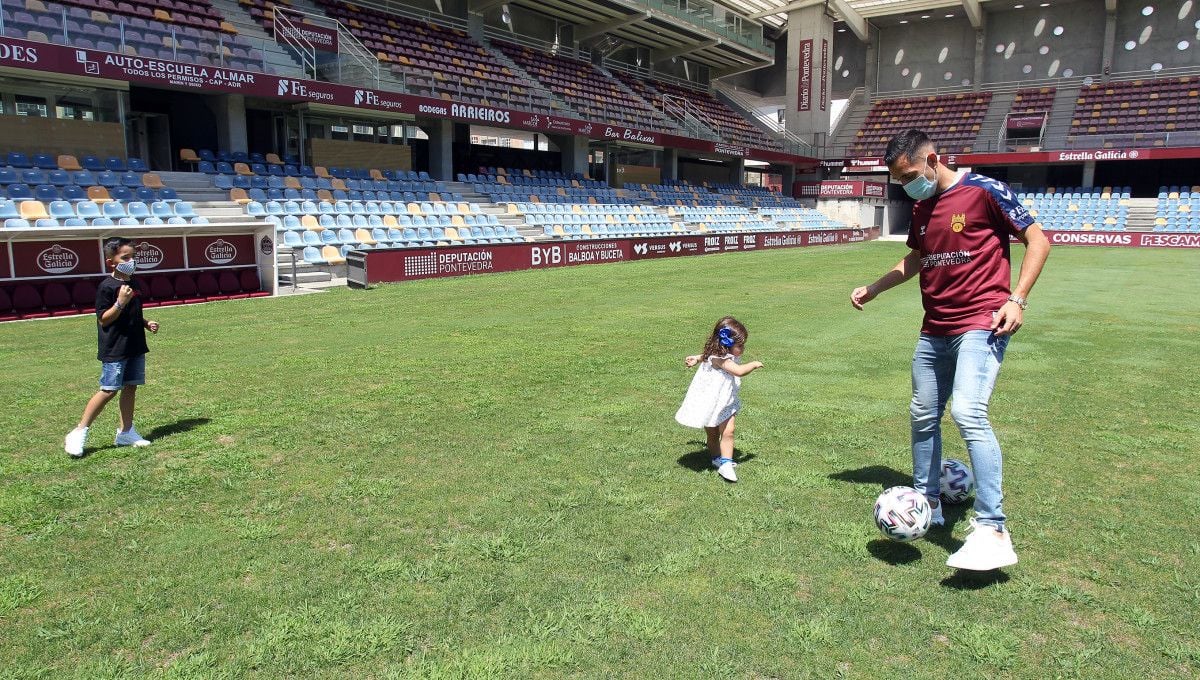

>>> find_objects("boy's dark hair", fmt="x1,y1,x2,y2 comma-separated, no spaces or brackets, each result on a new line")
884,129,933,167
701,316,748,361
103,237,133,260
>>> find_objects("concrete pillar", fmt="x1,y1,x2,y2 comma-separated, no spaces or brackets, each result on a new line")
209,94,247,154
783,4,834,147
1082,160,1096,188
467,12,485,42
662,148,679,181
974,25,986,89
555,134,589,176
780,164,796,197
1102,10,1117,81
863,27,878,96
421,117,454,181
728,158,745,185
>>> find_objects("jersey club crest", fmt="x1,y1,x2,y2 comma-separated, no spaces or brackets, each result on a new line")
951,213,967,233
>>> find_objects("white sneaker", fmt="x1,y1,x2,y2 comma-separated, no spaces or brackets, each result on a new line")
712,457,738,483
946,518,1018,570
930,501,945,527
114,426,151,448
65,426,89,458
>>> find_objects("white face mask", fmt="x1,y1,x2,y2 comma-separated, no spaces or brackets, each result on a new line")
115,260,137,276
902,157,938,201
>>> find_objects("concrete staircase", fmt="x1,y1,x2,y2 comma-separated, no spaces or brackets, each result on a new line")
975,90,1017,153
1125,199,1158,231
207,0,308,77
158,171,226,202
829,94,871,156
596,64,690,135
442,180,545,241
1043,84,1082,150
482,40,578,116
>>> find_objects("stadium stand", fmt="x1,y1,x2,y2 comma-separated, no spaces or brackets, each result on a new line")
1067,77,1200,148
492,41,681,133
849,93,993,157
1154,186,1200,232
1011,87,1057,117
1018,186,1131,231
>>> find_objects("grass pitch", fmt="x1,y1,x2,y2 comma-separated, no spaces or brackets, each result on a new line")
1,242,1198,678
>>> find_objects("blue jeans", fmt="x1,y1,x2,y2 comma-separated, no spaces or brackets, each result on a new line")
910,330,1009,530
99,354,146,392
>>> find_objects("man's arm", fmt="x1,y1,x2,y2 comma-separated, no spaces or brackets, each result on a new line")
992,223,1050,336
851,249,921,310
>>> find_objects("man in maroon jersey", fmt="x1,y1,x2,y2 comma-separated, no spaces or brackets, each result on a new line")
850,129,1050,571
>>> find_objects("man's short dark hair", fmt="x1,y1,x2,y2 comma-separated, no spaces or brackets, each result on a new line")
103,237,133,259
884,129,933,167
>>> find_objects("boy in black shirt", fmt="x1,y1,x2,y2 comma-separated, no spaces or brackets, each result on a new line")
65,238,160,458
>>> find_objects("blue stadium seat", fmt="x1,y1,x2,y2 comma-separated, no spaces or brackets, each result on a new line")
63,217,87,227
159,188,179,201
6,152,31,168
126,202,150,219
135,187,157,202
34,185,58,202
91,217,114,226
81,156,104,172
4,218,30,228
167,217,188,225
121,172,142,187
47,200,74,219
128,158,148,172
302,246,325,264
0,169,16,185
104,157,127,172
198,161,217,174
142,217,164,226
8,184,33,200
283,230,304,248
109,187,133,202
75,201,101,219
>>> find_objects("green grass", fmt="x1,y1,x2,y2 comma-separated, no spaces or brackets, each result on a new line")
1,242,1199,678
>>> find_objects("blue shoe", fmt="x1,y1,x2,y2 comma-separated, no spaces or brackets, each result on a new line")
711,457,738,483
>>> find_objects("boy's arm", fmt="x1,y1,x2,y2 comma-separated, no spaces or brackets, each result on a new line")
851,249,921,310
710,357,763,377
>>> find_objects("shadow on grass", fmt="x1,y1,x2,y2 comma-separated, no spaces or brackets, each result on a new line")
146,417,211,441
866,539,922,565
828,465,910,489
676,444,756,473
940,569,1011,590
73,417,212,460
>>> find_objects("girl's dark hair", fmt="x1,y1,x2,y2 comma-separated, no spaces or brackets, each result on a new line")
103,237,133,259
701,316,748,361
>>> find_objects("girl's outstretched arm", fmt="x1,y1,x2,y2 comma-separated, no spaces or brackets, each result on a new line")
710,357,763,377
684,355,701,367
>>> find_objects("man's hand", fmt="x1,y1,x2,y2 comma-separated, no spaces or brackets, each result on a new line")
850,285,876,311
991,302,1023,336
146,320,159,334
117,285,134,306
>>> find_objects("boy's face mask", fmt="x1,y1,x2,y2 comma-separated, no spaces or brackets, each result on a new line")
902,156,938,201
115,260,137,276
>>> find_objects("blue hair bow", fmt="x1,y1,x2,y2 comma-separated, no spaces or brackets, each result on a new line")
718,328,735,348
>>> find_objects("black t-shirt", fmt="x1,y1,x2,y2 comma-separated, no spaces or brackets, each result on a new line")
95,276,149,362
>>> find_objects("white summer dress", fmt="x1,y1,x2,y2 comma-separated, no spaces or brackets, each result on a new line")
675,353,741,428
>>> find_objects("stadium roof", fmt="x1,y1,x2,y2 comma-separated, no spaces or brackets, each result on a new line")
720,0,989,32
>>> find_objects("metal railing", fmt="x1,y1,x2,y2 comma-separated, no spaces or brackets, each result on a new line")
274,6,381,89
712,83,815,156
660,93,721,141
634,0,770,55
272,9,318,79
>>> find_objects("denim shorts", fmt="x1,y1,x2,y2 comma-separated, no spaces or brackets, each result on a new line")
99,354,146,391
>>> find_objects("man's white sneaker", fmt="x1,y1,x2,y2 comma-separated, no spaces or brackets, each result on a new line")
946,518,1018,570
712,457,738,483
114,426,151,448
930,501,945,527
65,426,89,458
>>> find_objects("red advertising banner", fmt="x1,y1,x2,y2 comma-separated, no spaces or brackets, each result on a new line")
186,235,257,267
819,39,828,112
798,39,813,112
1043,231,1200,248
275,19,339,53
0,246,9,279
361,228,879,285
131,237,185,272
0,37,816,166
11,240,103,278
945,147,1200,166
793,181,888,198
1006,114,1045,130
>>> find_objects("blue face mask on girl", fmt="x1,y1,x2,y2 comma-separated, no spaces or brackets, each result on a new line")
902,157,938,201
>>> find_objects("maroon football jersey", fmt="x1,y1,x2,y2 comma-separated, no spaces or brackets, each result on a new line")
905,173,1036,335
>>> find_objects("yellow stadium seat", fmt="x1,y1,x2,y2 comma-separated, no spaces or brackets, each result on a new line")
407,202,422,215
331,178,347,191
234,162,253,176
301,215,320,230
57,154,82,171
321,245,346,264
265,153,283,165
354,228,376,245
284,176,301,190
317,189,333,203
553,225,566,236
142,173,164,189
19,201,48,220
315,166,331,179
178,148,199,165
229,188,251,204
87,186,111,203
444,227,463,241
382,215,399,228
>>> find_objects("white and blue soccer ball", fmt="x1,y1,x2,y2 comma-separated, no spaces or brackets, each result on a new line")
873,486,932,542
940,459,975,504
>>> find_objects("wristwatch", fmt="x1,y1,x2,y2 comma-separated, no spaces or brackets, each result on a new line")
1007,295,1028,310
